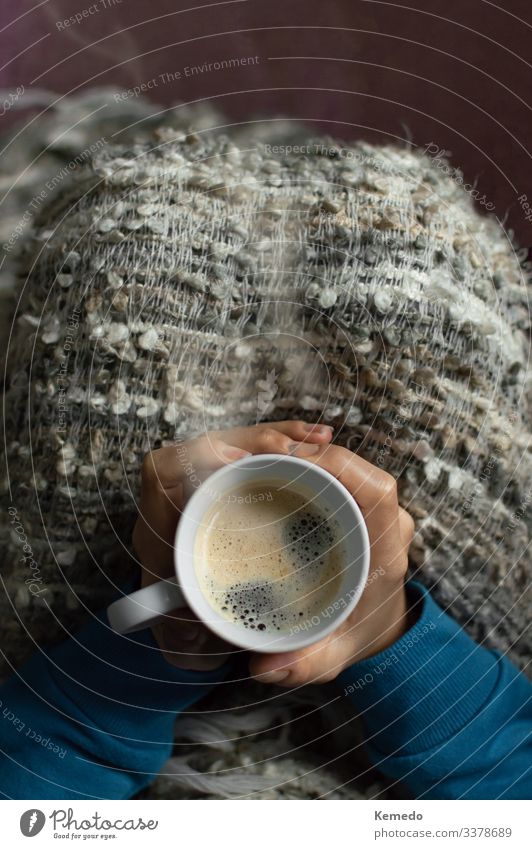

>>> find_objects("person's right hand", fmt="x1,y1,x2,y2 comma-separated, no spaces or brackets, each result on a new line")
248,443,415,686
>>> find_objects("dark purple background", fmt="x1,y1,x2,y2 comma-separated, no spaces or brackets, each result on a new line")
2,0,531,243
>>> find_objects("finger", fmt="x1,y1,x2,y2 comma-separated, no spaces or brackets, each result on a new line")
288,443,401,550
249,633,351,687
146,422,332,498
291,443,398,513
159,629,232,671
141,436,250,494
212,421,334,454
160,646,230,671
153,609,233,671
179,424,331,499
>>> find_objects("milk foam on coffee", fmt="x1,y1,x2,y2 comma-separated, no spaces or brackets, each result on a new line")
194,480,345,632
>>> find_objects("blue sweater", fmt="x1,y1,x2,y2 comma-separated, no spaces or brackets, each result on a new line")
0,582,530,799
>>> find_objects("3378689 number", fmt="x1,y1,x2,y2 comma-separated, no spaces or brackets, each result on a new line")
461,827,512,838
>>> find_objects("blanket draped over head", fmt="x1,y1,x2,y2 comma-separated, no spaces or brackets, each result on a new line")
1,113,531,797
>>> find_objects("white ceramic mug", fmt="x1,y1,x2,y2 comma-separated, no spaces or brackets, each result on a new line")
107,453,370,652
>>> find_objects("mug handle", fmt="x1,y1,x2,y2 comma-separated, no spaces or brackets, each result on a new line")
107,577,187,635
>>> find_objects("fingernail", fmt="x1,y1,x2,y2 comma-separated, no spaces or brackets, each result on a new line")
288,442,321,456
221,446,251,460
303,424,333,435
255,669,290,683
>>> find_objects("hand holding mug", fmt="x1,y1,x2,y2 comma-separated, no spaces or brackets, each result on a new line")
130,421,334,670
249,443,414,686
127,421,414,680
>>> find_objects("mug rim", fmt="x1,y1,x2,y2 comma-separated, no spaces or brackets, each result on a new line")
173,453,370,652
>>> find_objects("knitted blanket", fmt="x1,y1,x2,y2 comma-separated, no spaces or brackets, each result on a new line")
1,91,530,799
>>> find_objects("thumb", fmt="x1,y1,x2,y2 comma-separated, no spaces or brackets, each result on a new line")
249,650,300,685
249,633,343,686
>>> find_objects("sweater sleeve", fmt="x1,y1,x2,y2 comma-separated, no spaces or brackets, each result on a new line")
338,581,532,800
0,601,232,800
